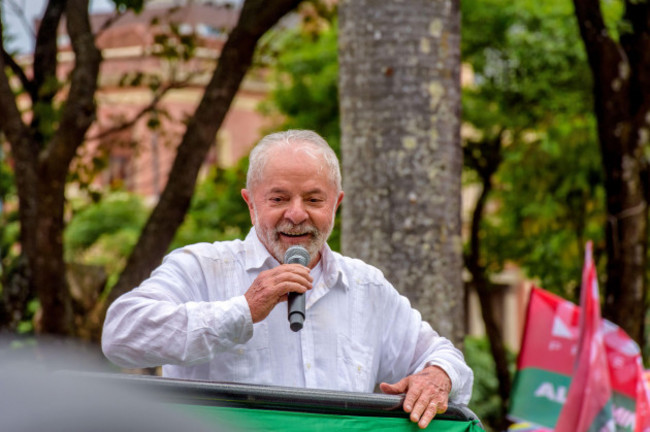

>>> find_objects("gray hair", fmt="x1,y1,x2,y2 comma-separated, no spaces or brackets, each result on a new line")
246,130,342,192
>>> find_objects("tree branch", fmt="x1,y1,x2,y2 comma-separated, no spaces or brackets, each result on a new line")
621,0,650,117
576,0,649,345
41,0,101,179
33,0,66,104
5,0,37,39
1,47,35,99
0,17,33,160
463,132,510,430
88,78,193,142
94,9,128,41
623,0,650,38
573,0,630,160
572,0,609,51
572,0,625,97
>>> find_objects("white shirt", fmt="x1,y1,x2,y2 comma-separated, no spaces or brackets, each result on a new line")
102,228,473,404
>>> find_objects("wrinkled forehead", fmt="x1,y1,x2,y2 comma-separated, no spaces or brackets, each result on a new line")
257,143,338,189
270,139,322,159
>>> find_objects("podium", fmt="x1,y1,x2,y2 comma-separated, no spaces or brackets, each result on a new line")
76,372,485,431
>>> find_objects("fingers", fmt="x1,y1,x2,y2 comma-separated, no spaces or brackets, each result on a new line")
416,401,440,429
379,378,407,395
407,391,448,429
402,383,422,413
245,264,313,323
394,367,451,429
272,265,313,294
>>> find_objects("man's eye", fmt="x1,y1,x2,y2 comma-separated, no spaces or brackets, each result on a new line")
270,197,283,203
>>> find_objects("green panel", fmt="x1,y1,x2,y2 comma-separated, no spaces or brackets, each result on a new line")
509,368,571,428
178,404,484,432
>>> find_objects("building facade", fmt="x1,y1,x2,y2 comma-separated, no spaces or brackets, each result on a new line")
67,1,270,198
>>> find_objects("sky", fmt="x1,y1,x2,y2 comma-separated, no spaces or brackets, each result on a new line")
2,0,115,53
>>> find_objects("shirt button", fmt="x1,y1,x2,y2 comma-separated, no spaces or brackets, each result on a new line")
306,363,311,370
238,348,244,355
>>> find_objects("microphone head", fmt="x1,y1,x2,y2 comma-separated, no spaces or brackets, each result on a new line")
283,245,310,266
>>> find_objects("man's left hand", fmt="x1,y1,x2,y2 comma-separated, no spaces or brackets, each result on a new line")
379,365,452,429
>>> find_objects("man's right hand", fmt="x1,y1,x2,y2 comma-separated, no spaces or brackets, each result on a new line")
244,264,313,323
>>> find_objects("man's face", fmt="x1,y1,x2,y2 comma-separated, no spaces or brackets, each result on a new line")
241,144,344,267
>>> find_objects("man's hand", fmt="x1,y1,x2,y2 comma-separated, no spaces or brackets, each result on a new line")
245,264,313,323
380,365,452,429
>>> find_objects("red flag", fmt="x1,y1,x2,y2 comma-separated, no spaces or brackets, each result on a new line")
509,286,646,431
635,365,650,432
555,241,615,432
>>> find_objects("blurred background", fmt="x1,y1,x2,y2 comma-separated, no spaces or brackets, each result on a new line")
1,0,648,430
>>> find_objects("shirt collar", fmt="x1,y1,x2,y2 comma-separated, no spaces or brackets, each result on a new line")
243,227,349,291
319,242,349,291
243,227,279,271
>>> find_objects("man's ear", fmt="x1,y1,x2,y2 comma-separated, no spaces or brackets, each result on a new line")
241,189,256,225
335,191,344,212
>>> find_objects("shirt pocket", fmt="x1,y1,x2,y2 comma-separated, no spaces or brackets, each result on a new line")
213,322,271,384
336,332,374,393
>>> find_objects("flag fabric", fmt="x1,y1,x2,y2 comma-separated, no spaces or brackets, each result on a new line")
554,241,615,432
635,365,650,432
509,288,577,428
509,242,649,431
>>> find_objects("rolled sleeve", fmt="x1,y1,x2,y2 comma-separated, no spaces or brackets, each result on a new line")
411,322,474,404
102,245,255,369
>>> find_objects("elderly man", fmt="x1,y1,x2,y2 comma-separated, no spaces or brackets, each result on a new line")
102,129,473,428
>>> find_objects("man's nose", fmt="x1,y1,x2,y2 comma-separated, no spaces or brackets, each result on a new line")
285,198,308,224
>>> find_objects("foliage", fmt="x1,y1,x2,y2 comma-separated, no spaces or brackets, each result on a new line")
261,21,340,153
62,156,253,292
465,336,516,432
171,158,252,249
461,0,605,301
62,158,252,284
486,124,605,300
0,207,19,278
64,193,148,288
0,149,12,201
0,146,18,292
65,193,147,254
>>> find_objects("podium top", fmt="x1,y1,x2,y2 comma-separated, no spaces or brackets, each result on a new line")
70,371,482,424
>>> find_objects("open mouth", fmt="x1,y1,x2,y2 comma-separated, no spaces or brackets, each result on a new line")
280,232,310,238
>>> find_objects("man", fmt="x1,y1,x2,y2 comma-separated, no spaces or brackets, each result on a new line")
102,130,473,429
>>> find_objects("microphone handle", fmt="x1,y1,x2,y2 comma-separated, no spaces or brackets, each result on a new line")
288,292,305,332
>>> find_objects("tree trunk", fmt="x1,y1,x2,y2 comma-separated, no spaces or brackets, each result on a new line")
0,0,101,335
338,0,465,344
464,135,511,429
572,0,650,344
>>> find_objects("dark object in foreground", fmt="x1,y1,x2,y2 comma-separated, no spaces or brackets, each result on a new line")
65,372,484,430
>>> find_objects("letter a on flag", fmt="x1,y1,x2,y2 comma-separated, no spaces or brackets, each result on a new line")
555,241,615,432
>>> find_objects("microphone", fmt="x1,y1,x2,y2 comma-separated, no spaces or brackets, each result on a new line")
283,245,310,332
